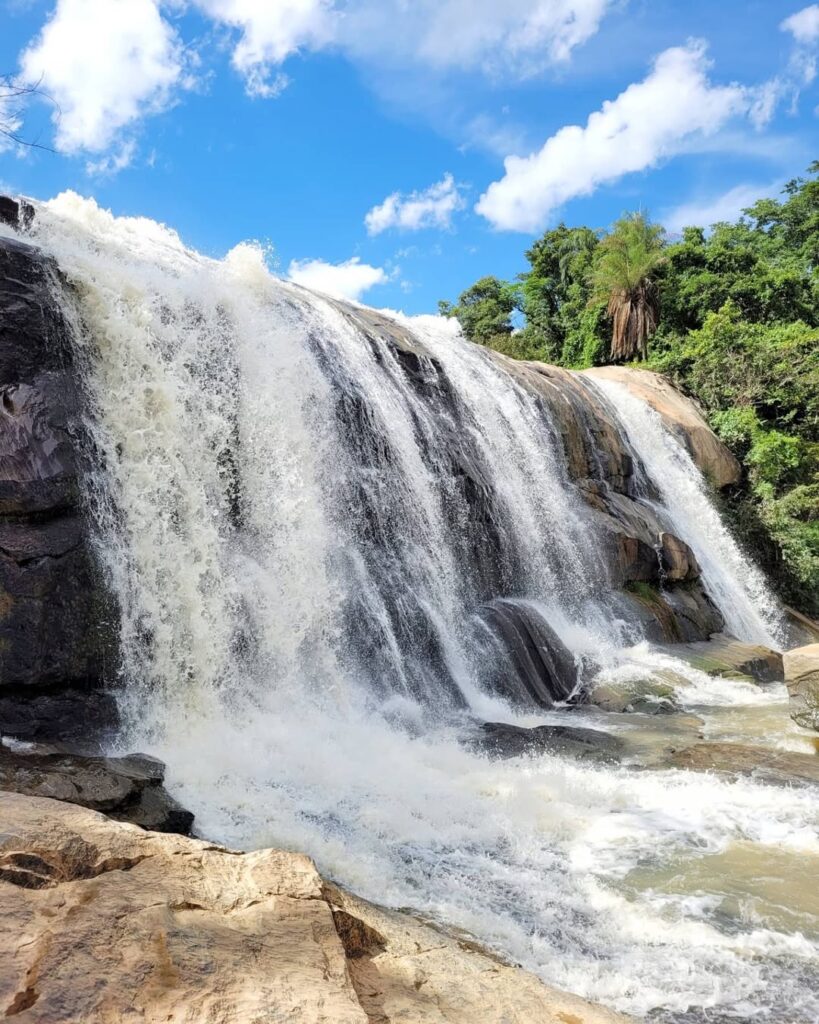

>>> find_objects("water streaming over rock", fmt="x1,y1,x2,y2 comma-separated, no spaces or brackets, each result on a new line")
11,193,817,1023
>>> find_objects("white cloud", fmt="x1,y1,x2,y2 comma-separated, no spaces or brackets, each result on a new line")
85,139,138,177
287,256,388,300
663,181,782,234
365,174,465,235
476,42,758,232
781,4,819,43
14,0,614,153
192,0,336,97
342,0,613,77
19,0,183,153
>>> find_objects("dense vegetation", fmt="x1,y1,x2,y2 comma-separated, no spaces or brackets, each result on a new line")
439,165,819,616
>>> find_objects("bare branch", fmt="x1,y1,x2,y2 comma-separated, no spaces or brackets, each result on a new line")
0,74,58,154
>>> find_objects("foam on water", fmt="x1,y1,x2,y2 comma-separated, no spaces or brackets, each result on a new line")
18,193,816,1023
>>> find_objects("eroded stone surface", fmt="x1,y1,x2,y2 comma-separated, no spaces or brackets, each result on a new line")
582,366,741,489
0,792,631,1024
664,742,819,789
783,643,819,732
656,635,784,684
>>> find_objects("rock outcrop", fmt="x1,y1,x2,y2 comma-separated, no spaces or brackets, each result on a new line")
0,202,117,751
656,634,784,684
783,643,819,731
338,308,729,646
663,742,819,788
582,366,741,489
0,791,630,1024
471,721,624,761
0,743,193,833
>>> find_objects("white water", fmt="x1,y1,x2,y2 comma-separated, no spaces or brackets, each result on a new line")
591,379,784,649
9,193,817,1023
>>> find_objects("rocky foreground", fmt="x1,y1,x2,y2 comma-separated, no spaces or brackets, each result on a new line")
0,791,629,1024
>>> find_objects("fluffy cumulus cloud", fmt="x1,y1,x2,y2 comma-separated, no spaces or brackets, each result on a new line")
12,0,615,156
19,0,184,154
365,174,465,235
781,4,819,43
287,256,388,300
193,0,337,97
342,0,613,77
476,42,758,232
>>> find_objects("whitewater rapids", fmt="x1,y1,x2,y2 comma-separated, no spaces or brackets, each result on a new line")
6,193,816,1023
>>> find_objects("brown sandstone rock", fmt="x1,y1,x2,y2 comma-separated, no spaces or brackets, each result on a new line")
783,643,819,731
0,792,631,1024
664,742,819,788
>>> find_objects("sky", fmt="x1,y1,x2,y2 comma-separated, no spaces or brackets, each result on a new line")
0,0,818,313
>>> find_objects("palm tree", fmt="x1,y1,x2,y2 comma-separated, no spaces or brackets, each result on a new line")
589,212,665,362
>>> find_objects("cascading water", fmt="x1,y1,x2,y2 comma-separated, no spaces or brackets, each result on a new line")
589,378,784,649
10,193,817,1023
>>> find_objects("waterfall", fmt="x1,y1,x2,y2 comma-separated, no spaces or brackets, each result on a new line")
16,193,816,1023
590,378,784,648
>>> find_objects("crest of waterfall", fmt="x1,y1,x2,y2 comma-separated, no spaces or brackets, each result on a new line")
14,193,814,1024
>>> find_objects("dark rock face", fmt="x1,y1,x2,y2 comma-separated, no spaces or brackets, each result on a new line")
0,744,193,833
0,216,118,749
0,690,118,749
471,721,624,762
478,599,579,707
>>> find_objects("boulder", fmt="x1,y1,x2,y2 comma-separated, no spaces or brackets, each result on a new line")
663,742,819,789
471,721,625,762
783,643,819,732
478,600,579,707
582,366,741,489
0,791,631,1024
657,634,784,684
591,679,680,716
659,532,700,582
0,745,193,834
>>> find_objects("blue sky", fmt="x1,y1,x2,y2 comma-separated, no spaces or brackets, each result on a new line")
1,0,818,313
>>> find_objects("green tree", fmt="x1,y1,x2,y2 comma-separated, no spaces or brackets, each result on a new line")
438,276,518,346
518,224,602,363
589,212,666,361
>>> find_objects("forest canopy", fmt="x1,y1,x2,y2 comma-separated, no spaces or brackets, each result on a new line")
439,165,819,615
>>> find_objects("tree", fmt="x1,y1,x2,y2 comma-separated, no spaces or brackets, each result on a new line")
438,276,518,345
519,224,602,364
589,212,666,361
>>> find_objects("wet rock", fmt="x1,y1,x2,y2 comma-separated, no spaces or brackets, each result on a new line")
785,605,819,647
582,366,741,489
664,742,819,789
783,643,819,732
591,680,680,715
0,230,117,746
659,532,700,582
478,600,579,707
0,196,34,231
0,745,193,834
0,689,119,749
0,792,631,1024
472,721,625,762
657,635,784,684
